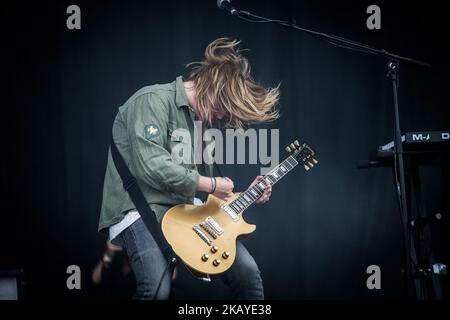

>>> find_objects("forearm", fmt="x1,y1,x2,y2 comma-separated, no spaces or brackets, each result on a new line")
197,176,213,193
197,176,235,201
92,261,104,285
130,136,200,197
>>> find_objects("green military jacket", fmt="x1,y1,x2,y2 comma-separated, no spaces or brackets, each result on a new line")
98,76,213,233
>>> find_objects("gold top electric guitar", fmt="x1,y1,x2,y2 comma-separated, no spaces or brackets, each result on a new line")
161,139,318,275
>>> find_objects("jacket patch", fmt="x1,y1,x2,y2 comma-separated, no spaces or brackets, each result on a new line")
144,124,160,140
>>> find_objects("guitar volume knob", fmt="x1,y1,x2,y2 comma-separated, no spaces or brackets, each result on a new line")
222,251,230,259
211,246,219,253
201,254,209,262
213,259,221,266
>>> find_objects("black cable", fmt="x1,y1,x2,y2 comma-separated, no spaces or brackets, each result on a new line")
154,257,176,299
214,161,224,178
210,122,225,178
391,72,420,298
390,70,419,298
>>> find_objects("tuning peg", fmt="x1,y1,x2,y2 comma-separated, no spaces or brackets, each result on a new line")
308,161,314,167
294,140,300,147
303,164,310,171
290,143,295,150
285,146,292,153
312,158,318,164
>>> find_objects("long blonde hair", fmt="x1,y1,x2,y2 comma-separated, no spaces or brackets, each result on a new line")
186,38,280,128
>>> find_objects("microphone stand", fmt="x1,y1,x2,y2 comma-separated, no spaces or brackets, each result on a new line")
229,8,431,299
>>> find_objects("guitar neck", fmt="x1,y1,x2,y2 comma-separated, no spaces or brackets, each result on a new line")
226,155,299,215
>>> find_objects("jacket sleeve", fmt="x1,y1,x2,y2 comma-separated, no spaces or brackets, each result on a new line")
127,93,199,197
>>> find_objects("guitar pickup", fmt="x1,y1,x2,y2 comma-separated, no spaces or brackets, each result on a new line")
221,205,239,221
200,216,224,239
205,216,224,235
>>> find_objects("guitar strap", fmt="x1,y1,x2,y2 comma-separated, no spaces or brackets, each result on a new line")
110,135,177,264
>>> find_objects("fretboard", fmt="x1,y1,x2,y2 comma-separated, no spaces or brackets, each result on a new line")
225,156,299,215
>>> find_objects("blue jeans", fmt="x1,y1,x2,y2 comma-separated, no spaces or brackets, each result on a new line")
112,218,264,300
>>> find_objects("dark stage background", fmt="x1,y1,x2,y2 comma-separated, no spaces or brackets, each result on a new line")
1,0,449,299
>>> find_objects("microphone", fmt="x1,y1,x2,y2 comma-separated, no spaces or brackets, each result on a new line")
410,213,442,228
217,0,238,16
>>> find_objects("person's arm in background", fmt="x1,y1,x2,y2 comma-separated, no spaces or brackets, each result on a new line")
91,241,123,285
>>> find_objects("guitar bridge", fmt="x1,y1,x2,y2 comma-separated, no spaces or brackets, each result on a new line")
192,225,212,245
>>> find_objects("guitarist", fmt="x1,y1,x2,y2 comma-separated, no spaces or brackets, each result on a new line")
98,38,279,299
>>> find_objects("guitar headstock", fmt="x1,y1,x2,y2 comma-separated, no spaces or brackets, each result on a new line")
285,139,318,171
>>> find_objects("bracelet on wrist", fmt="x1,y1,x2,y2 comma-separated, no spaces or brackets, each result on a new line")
210,177,217,193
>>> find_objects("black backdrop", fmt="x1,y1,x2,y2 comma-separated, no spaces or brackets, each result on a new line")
1,0,449,299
